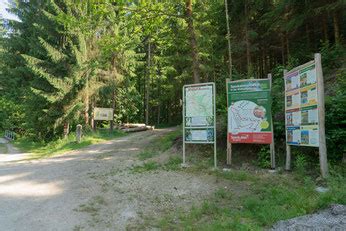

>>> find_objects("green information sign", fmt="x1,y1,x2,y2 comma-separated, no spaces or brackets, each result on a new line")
227,79,273,144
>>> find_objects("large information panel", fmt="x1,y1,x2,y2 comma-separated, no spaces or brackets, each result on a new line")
227,79,273,144
183,83,215,143
284,61,319,147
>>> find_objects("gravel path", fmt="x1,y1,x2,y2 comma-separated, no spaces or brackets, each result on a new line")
271,204,346,231
0,128,223,231
0,138,30,163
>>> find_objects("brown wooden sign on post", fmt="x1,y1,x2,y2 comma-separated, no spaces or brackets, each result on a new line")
284,53,328,178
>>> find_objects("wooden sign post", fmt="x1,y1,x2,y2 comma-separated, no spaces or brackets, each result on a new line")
268,74,276,169
283,53,328,178
226,79,232,165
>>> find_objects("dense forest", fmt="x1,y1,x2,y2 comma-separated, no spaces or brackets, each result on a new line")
0,0,345,162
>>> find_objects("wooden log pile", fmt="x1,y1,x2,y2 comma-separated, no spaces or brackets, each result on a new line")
119,123,154,133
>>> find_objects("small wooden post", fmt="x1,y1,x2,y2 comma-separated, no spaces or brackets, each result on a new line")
76,124,82,143
63,123,69,139
226,78,232,165
284,69,292,171
315,53,328,178
268,73,276,169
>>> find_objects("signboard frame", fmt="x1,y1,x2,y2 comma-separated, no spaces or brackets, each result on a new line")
93,107,114,121
226,76,275,169
182,82,217,168
284,53,328,178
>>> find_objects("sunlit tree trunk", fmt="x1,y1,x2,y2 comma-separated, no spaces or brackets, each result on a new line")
84,80,89,126
185,0,200,83
110,89,115,131
145,38,151,125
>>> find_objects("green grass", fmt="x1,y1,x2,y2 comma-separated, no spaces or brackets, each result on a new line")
137,129,181,160
133,129,182,172
131,161,161,173
14,129,126,159
163,156,182,170
154,166,346,230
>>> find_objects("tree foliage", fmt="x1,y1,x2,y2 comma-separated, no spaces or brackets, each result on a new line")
0,0,345,159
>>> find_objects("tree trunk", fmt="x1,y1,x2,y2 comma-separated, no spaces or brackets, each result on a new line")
224,0,232,79
244,0,251,77
145,38,151,125
285,32,290,60
91,100,96,132
305,23,311,50
110,89,115,132
333,12,340,44
281,34,285,65
84,78,89,126
322,15,328,42
185,0,200,83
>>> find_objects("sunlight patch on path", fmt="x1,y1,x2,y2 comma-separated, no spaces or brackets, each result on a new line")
0,179,63,197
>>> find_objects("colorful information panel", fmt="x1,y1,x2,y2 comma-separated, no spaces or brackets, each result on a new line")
227,79,273,144
183,83,215,143
284,62,319,147
94,107,114,121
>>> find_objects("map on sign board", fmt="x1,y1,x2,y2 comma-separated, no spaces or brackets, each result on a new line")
229,100,268,132
183,83,215,143
185,85,214,127
285,62,319,147
227,79,272,144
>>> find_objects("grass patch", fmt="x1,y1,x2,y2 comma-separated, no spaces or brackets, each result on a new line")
154,167,346,230
138,150,158,160
131,161,161,173
163,156,182,171
137,129,181,160
216,170,259,182
14,129,126,159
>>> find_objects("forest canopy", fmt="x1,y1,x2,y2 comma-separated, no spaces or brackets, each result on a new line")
0,0,345,160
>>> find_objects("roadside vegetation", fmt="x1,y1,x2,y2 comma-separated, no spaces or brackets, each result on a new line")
13,129,125,159
130,130,346,230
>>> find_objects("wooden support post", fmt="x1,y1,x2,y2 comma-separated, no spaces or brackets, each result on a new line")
226,79,232,165
268,73,276,169
315,53,328,178
76,124,82,144
284,69,292,171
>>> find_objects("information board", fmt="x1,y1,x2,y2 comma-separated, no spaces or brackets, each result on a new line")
182,83,216,168
183,83,215,143
284,62,319,147
227,79,273,144
94,107,114,121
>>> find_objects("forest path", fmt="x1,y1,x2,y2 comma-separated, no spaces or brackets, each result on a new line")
0,137,30,163
0,127,224,231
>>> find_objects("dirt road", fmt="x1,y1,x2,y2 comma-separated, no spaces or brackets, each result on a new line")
0,128,222,231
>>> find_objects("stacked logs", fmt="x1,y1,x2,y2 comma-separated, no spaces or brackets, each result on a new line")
119,123,154,133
